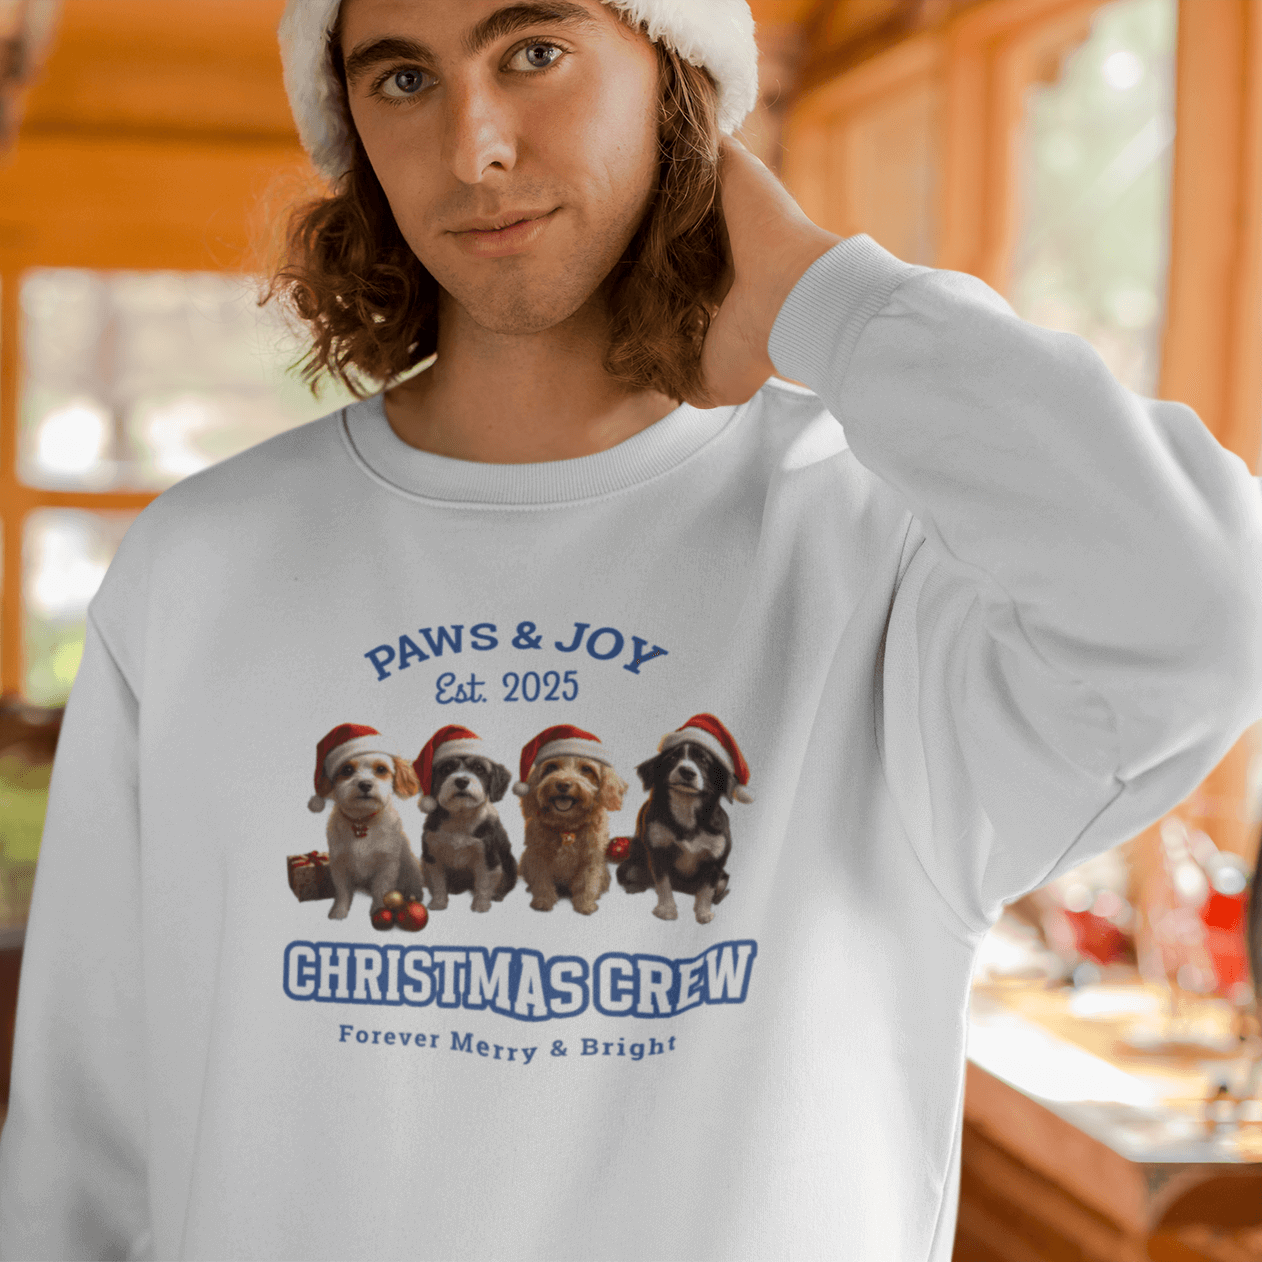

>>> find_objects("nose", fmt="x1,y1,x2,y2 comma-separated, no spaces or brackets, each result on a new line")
677,765,696,782
442,76,517,185
454,776,469,789
356,779,374,792
555,780,573,792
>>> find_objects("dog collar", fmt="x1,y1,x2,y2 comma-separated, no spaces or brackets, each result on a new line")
349,808,382,838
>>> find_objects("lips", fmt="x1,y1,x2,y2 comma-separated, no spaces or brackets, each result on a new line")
452,208,555,234
449,208,559,258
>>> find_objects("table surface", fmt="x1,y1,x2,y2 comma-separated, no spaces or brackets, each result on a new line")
969,980,1262,1165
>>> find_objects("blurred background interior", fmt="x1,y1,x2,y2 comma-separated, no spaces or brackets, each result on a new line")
1,0,1261,1258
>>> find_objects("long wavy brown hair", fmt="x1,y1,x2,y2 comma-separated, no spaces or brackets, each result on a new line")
266,36,727,403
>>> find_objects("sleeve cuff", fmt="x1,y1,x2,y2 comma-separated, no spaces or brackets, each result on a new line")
768,234,926,400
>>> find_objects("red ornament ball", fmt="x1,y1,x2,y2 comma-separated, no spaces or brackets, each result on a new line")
371,906,395,931
397,901,429,932
607,836,632,862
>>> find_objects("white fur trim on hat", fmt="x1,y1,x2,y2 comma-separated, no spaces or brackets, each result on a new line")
324,735,392,779
278,0,344,181
511,737,610,796
278,0,758,181
660,725,730,769
604,0,758,134
431,737,483,762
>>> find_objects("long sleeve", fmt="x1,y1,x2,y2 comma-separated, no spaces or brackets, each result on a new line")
0,614,151,1261
769,235,1262,930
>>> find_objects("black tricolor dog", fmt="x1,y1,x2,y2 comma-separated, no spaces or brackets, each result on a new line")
616,740,732,923
421,754,517,912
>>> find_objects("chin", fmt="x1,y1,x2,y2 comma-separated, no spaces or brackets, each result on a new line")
470,292,591,337
446,270,603,336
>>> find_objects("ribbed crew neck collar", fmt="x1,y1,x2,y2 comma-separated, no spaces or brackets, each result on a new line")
340,394,738,507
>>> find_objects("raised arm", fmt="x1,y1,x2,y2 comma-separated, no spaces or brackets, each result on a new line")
703,140,1262,928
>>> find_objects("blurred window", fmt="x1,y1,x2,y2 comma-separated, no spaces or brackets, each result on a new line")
19,269,347,492
21,509,136,706
11,269,351,705
1009,0,1177,395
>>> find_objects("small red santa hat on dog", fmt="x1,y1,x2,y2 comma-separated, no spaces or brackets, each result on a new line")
308,723,393,812
513,724,611,797
412,725,486,814
278,1,759,183
660,713,753,803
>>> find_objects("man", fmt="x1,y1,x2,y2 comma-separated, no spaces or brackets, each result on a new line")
1,2,1259,1259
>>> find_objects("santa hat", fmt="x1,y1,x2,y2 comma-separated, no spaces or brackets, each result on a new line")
413,725,485,813
660,713,753,803
308,723,393,812
513,724,611,797
278,0,759,182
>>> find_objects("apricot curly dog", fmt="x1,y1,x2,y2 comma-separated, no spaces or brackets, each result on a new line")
513,726,627,915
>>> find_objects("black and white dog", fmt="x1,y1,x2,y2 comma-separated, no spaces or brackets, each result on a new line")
420,752,517,912
616,740,733,924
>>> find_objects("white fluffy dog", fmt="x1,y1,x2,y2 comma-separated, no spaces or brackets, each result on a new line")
308,725,425,920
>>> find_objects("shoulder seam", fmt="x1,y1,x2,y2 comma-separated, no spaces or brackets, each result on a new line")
87,606,141,706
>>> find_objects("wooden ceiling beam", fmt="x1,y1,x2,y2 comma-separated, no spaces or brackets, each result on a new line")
19,0,295,142
796,0,968,96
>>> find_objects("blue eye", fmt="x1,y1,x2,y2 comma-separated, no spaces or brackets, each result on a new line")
509,42,564,72
379,68,428,100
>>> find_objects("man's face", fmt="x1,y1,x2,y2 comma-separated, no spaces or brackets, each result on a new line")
340,0,662,337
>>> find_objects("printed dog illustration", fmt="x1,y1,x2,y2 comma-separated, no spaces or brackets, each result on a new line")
307,724,425,920
617,714,753,924
514,725,627,915
413,726,517,912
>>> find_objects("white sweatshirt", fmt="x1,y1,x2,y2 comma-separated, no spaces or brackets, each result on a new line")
2,236,1260,1262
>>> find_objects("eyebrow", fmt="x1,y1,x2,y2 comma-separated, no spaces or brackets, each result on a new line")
343,3,600,86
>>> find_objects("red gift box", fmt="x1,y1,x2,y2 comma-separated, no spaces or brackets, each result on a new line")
287,851,334,902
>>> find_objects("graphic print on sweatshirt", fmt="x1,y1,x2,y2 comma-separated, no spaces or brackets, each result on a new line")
283,616,758,1035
